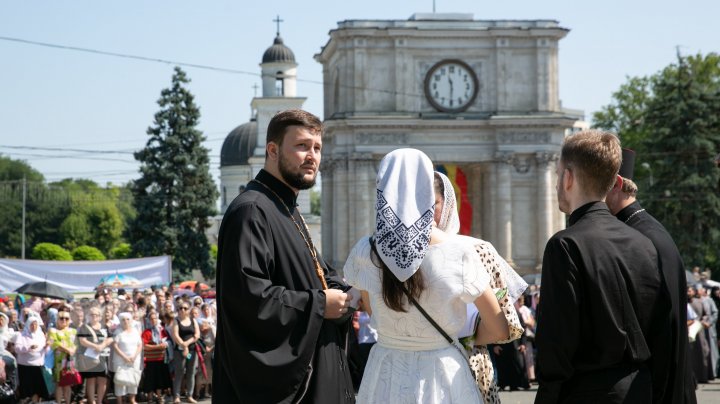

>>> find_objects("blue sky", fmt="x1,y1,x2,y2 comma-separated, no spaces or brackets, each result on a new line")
1,0,717,186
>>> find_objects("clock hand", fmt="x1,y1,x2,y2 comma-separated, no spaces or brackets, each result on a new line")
448,77,454,98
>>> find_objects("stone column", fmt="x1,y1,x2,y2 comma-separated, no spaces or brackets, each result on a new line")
494,152,514,265
332,156,349,268
535,152,558,269
350,153,375,246
320,158,335,263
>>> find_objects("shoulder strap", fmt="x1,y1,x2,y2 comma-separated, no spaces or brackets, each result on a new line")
399,284,453,344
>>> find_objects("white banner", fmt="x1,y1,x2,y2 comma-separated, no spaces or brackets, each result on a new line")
0,256,172,293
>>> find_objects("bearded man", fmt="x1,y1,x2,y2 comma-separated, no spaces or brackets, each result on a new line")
535,130,666,403
213,109,356,403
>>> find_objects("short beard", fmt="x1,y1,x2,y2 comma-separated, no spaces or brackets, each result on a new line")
279,152,317,190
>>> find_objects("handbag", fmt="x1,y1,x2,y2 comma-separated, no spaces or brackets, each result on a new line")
114,365,142,386
58,357,82,387
75,325,102,372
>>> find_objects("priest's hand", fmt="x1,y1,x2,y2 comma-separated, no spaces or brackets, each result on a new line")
323,289,351,319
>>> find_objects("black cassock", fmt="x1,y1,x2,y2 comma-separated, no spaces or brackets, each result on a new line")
213,169,355,404
617,201,696,404
535,202,667,404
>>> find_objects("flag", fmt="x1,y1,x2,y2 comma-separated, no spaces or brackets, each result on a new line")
435,164,473,235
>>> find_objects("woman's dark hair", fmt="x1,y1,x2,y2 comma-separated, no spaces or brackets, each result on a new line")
369,237,425,312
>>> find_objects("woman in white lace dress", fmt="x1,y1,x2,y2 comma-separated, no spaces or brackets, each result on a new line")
344,148,509,404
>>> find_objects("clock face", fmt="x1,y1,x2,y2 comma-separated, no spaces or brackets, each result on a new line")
424,60,478,112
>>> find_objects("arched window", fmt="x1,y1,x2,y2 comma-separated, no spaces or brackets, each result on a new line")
275,71,284,96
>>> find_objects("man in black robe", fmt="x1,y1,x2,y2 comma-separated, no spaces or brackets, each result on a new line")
213,109,356,403
535,130,666,403
606,148,696,404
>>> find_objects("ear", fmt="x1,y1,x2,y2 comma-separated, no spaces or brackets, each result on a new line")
613,174,623,191
266,142,279,161
563,167,574,191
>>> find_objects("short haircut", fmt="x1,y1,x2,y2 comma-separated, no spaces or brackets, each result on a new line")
561,130,621,198
266,109,323,149
621,177,638,196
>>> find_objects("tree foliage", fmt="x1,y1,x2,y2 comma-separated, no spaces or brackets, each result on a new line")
109,243,132,259
32,242,72,261
72,245,106,261
593,52,720,272
0,156,70,258
129,67,219,281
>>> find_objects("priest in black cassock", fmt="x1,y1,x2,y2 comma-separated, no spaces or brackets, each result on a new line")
605,148,696,404
535,130,667,404
213,109,356,403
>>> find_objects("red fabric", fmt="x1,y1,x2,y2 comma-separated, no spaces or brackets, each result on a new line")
195,343,207,380
142,328,169,362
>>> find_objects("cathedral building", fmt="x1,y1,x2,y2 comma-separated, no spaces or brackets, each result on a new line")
314,13,585,273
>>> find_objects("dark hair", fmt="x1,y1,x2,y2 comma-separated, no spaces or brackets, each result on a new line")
369,237,425,312
265,109,322,155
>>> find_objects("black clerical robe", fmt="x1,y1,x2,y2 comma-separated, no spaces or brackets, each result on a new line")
617,201,695,404
213,169,355,404
535,202,664,404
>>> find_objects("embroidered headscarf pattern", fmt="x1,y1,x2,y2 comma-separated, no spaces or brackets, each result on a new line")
374,148,435,282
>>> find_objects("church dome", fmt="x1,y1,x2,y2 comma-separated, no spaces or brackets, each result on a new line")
262,35,296,64
220,120,258,167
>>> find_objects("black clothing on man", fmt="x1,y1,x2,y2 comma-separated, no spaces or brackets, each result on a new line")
616,201,695,404
535,202,665,404
213,169,355,404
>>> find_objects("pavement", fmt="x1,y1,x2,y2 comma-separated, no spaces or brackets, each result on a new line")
498,379,720,404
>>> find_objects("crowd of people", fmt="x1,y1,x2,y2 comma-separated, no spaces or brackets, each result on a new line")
0,284,216,404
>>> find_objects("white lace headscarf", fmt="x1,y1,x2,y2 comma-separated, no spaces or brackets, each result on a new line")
434,171,528,303
374,148,435,282
435,172,461,235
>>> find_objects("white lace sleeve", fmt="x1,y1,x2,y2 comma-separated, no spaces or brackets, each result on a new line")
342,236,376,291
460,243,491,303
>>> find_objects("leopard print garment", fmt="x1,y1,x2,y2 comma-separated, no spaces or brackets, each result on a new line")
468,241,525,404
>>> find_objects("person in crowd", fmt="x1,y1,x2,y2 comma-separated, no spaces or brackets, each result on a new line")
515,294,536,382
14,316,49,403
605,148,695,403
535,130,667,403
141,311,172,404
214,109,356,403
7,310,21,332
688,286,711,383
0,312,18,391
697,286,718,380
433,170,527,403
47,306,78,404
171,302,199,403
490,310,530,392
193,306,214,400
344,148,509,403
113,312,143,404
103,305,118,336
77,306,114,404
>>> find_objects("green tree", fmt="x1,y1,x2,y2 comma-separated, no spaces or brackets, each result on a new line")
109,243,132,259
310,188,321,216
129,67,219,280
72,245,106,261
593,52,720,272
54,179,126,253
32,242,72,261
0,156,70,257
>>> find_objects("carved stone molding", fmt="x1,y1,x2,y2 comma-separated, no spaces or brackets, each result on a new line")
512,155,533,174
356,133,408,145
534,151,559,167
494,151,514,165
497,132,551,144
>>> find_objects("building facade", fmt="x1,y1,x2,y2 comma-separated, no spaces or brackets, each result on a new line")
315,13,584,273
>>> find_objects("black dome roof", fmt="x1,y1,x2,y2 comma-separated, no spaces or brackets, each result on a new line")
262,35,296,64
220,120,258,167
